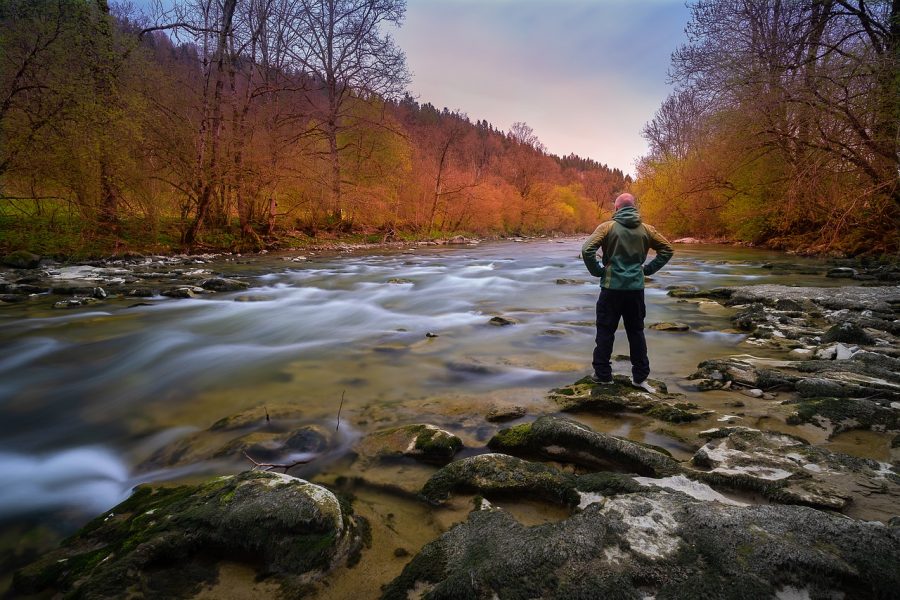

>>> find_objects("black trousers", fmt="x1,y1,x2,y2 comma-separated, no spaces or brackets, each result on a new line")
592,288,650,382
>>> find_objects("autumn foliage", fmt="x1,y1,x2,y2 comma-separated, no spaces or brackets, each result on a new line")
0,0,627,256
634,0,899,254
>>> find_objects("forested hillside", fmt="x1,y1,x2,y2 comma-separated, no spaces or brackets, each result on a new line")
635,0,899,254
0,0,627,257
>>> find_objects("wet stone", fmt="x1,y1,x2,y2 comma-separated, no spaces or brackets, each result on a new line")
383,489,900,600
487,416,680,477
488,316,516,326
648,322,690,332
13,471,365,600
354,424,462,465
690,427,898,515
822,322,875,345
484,405,527,423
419,453,580,506
199,277,250,292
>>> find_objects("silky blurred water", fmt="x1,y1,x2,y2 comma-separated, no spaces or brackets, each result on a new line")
0,240,838,529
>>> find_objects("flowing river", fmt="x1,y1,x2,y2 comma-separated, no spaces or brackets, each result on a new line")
0,239,874,595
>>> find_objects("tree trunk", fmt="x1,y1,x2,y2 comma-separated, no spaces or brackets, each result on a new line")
94,0,119,227
183,0,237,246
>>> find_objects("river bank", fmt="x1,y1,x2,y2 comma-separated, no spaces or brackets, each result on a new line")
1,241,898,598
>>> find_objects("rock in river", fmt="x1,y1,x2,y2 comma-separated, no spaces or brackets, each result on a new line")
550,375,705,423
14,471,366,599
648,321,690,331
691,427,899,517
199,277,251,292
382,490,900,600
353,423,462,465
140,404,333,469
487,416,680,476
419,453,580,507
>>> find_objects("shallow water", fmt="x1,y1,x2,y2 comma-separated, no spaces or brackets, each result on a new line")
0,239,870,593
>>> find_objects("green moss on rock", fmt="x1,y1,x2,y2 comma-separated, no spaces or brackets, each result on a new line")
488,416,680,476
786,396,900,434
13,471,364,599
354,423,463,465
419,454,580,507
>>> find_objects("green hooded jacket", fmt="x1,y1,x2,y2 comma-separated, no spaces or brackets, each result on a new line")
581,206,673,290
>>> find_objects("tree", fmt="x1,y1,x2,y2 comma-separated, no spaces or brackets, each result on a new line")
285,0,409,228
638,0,899,252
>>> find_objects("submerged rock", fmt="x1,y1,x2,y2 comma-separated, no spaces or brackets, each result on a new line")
383,490,900,600
487,416,680,476
484,405,527,423
353,424,462,465
14,471,366,599
141,404,333,470
488,316,516,326
648,321,690,331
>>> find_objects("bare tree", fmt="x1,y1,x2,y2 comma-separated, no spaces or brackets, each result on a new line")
285,0,409,228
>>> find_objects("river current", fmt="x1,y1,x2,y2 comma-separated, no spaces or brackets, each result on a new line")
0,239,854,592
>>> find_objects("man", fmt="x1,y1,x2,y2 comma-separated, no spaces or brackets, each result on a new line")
581,193,673,393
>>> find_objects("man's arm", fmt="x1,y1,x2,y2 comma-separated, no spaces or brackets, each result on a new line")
581,222,613,277
642,225,674,276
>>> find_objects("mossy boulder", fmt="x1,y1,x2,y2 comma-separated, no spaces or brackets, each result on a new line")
382,491,900,600
354,424,462,465
2,250,41,269
419,454,580,506
487,416,680,476
13,471,366,599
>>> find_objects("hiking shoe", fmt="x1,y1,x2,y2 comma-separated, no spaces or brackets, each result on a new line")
590,374,614,385
630,378,657,394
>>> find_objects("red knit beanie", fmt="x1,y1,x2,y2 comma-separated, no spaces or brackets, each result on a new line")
614,193,635,210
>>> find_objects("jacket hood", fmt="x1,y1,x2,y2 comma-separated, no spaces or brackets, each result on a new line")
613,206,642,228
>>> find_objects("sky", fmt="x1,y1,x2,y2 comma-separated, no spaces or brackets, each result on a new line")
394,0,692,175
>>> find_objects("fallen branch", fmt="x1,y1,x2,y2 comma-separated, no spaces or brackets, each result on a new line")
243,451,313,473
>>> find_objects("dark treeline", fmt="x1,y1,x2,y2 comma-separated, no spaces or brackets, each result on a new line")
635,0,899,254
0,0,627,256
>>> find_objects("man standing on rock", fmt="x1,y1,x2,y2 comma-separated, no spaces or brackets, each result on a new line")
581,193,673,393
